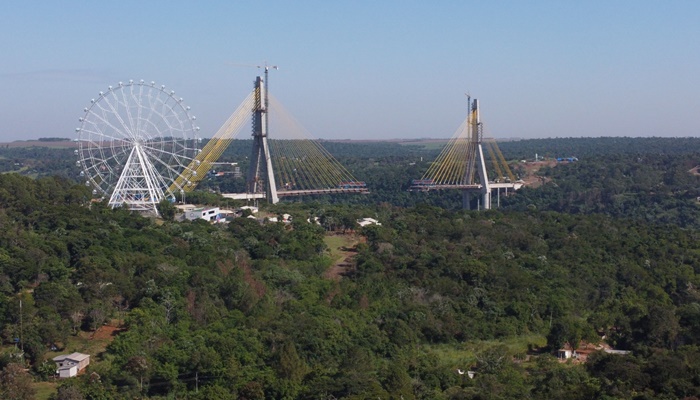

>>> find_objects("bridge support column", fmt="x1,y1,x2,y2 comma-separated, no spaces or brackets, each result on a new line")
482,190,491,210
477,143,491,210
462,190,471,210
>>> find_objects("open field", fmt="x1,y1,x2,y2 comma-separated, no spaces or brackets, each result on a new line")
34,381,58,400
323,233,360,281
425,334,547,370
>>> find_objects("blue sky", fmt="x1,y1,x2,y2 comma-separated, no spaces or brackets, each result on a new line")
1,1,698,141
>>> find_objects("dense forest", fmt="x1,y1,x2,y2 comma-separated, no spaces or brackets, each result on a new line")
0,137,700,399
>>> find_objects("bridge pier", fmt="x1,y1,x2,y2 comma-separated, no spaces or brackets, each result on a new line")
462,188,492,210
462,190,471,210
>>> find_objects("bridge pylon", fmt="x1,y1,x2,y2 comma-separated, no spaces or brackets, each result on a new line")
411,97,521,210
465,98,491,210
247,70,279,203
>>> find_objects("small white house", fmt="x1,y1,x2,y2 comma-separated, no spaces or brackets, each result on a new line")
53,352,90,378
238,206,259,214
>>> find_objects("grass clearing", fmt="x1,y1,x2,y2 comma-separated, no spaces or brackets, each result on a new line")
323,233,360,281
33,381,58,400
424,334,547,369
323,234,357,262
48,330,111,360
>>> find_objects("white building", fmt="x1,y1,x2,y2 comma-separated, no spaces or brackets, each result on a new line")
53,352,90,378
557,349,573,359
184,207,220,222
357,217,381,227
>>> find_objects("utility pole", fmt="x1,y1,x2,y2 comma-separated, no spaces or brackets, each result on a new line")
19,298,23,353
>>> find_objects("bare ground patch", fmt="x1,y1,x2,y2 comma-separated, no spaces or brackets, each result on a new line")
520,160,557,188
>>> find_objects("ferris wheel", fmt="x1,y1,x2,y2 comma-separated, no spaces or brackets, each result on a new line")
75,80,200,214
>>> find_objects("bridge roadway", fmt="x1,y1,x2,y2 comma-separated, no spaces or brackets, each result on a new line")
222,187,369,200
409,182,523,191
277,188,369,197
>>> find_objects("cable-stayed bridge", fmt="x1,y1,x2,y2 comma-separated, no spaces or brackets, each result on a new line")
411,98,522,209
171,70,368,203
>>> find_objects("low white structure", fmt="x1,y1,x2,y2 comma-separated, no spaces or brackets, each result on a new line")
238,206,259,214
457,369,475,379
53,352,90,378
175,204,197,212
184,207,220,222
557,349,573,359
358,217,381,227
604,349,631,355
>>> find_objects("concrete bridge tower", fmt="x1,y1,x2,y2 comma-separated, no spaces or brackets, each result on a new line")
247,69,279,204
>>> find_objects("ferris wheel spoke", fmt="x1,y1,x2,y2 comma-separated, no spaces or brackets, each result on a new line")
81,137,129,164
140,153,185,194
142,136,186,152
88,146,130,175
87,104,133,142
119,85,137,138
140,143,187,166
79,128,128,145
142,101,173,141
101,91,135,140
148,105,171,134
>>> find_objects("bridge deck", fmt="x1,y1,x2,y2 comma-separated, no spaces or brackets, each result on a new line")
221,193,266,200
410,182,522,191
222,188,369,200
278,188,369,197
410,184,482,191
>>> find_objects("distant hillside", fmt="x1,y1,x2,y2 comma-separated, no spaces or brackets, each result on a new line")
0,139,79,148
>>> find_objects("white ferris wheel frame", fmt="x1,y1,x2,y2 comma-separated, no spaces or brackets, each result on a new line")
75,80,200,214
